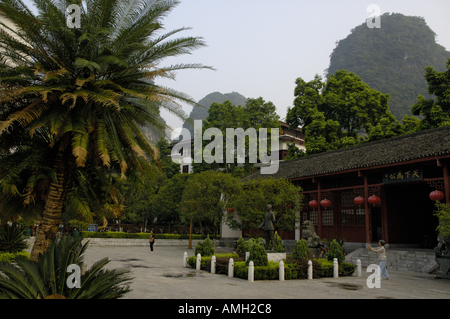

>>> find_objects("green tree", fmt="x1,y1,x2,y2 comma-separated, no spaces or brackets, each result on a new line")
181,171,239,239
226,177,302,233
153,172,191,225
286,71,396,154
0,0,210,261
192,97,280,176
156,137,180,179
411,58,450,130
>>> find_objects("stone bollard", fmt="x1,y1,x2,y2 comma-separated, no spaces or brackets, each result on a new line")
211,256,216,274
333,258,339,278
357,259,362,277
248,261,254,282
308,260,313,280
279,261,284,281
228,258,234,278
183,252,188,268
196,254,201,271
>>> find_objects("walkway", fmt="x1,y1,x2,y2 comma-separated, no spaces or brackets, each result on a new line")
81,245,450,300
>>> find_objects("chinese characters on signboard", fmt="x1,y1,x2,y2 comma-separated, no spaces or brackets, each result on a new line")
382,168,423,184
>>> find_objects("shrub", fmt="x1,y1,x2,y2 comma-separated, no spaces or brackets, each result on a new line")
315,258,355,277
194,236,215,257
0,226,28,253
292,239,310,260
246,243,268,267
236,237,247,258
0,251,30,263
270,232,285,253
194,241,203,257
327,239,345,265
435,202,450,237
187,253,239,272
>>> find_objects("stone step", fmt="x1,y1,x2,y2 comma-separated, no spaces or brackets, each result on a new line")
345,248,437,273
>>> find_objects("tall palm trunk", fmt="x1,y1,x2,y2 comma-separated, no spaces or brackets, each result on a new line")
30,151,70,262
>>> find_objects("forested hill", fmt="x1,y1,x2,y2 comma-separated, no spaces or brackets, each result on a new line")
181,91,247,136
326,12,450,120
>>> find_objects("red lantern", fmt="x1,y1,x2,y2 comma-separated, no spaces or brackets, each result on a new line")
354,196,365,206
226,207,234,213
368,195,381,205
430,190,445,201
320,199,332,208
309,200,318,209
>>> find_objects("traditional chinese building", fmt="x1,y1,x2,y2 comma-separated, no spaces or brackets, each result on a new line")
241,125,450,248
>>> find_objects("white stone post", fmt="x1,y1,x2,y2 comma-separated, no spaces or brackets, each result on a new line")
248,261,254,282
308,260,313,280
211,255,216,274
183,252,188,268
196,253,201,270
357,259,362,277
228,258,234,278
333,258,339,278
279,261,284,281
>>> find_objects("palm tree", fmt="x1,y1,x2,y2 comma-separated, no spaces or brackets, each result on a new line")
0,235,132,299
0,0,211,261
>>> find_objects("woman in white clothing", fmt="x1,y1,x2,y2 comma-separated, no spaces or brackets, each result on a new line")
368,240,390,280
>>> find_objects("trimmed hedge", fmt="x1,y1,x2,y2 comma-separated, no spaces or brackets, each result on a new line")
80,231,219,240
187,253,240,271
187,254,356,280
0,251,31,263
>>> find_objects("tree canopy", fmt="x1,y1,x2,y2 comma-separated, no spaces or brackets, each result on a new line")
286,70,397,155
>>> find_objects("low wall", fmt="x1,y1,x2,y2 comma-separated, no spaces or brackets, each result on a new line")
82,238,202,247
25,237,202,249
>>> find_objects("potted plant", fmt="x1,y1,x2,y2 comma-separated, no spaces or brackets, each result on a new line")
434,202,450,279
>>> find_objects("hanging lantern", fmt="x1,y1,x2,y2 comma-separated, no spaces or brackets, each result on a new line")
429,190,445,202
309,200,318,209
320,199,332,208
368,195,381,205
354,196,365,206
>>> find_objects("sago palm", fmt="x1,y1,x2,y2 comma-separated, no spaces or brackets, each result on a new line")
0,0,211,261
0,235,133,299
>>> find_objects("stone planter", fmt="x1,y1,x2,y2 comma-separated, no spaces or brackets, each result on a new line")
435,255,450,279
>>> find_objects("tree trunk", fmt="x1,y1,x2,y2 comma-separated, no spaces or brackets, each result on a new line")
30,152,69,262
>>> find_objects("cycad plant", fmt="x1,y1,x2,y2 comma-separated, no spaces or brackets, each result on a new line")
0,225,28,253
0,0,211,261
0,235,132,299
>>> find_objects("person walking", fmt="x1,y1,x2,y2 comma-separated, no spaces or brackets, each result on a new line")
149,231,155,253
368,240,390,280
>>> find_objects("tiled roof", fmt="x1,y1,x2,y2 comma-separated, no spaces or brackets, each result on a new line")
243,125,450,181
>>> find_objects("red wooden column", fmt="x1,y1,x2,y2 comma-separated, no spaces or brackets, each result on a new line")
443,162,450,204
317,179,322,238
380,186,389,244
364,173,371,244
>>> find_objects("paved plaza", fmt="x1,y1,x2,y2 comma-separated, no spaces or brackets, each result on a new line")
82,244,450,300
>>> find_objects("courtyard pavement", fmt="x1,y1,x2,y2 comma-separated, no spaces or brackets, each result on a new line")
81,244,450,301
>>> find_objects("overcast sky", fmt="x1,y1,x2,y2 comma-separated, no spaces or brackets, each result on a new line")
22,0,450,136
